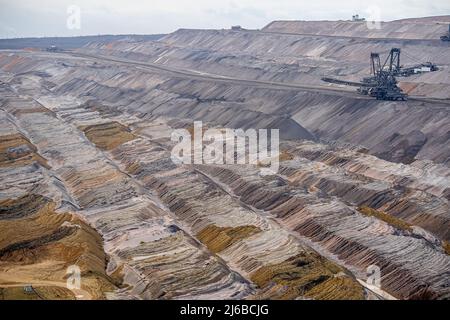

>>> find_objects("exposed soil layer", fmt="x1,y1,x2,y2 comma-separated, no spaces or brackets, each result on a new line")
251,253,365,300
197,225,262,253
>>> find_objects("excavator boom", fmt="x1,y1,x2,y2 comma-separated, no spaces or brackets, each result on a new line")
321,77,375,87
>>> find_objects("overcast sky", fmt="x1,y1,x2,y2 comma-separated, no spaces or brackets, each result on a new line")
0,0,449,38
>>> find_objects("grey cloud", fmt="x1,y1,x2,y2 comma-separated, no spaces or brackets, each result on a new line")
0,0,449,38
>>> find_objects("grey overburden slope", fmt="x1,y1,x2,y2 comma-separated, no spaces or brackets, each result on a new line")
0,16,449,300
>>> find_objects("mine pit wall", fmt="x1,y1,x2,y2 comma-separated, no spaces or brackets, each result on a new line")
100,74,450,164
0,104,115,299
0,90,256,299
262,19,450,40
193,165,450,300
82,22,450,99
0,79,369,300
108,138,366,300
0,42,449,299
12,48,450,165
96,98,446,297
78,22,450,182
0,80,446,297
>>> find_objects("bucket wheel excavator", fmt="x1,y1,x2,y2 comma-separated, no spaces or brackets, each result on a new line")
322,48,407,101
